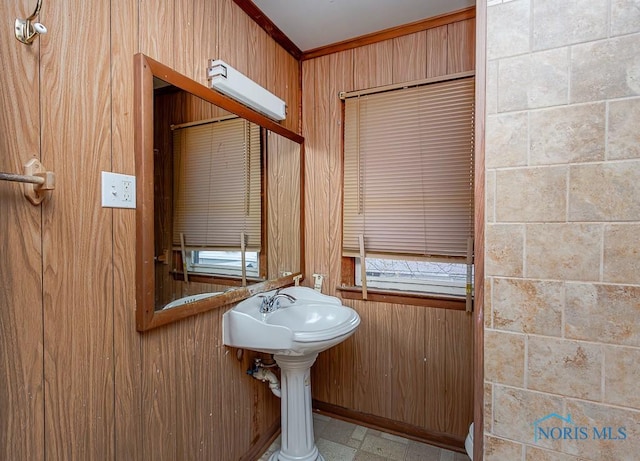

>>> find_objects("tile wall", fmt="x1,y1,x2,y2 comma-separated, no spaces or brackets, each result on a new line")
484,0,640,459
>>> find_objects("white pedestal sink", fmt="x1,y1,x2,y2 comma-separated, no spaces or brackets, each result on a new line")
222,287,361,461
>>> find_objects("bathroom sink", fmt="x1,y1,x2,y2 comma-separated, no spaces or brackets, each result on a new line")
222,286,360,356
224,287,361,461
266,303,358,341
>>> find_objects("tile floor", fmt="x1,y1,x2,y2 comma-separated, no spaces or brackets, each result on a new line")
258,413,470,461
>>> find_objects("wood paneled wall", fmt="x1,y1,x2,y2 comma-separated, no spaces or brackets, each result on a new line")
1,0,298,460
303,18,476,444
1,0,475,459
266,133,302,278
0,1,43,459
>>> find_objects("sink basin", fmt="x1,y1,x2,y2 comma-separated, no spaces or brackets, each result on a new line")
222,286,360,356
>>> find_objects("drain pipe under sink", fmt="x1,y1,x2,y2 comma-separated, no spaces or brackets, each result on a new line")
248,360,281,398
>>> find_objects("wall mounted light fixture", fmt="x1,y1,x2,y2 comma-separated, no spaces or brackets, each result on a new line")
207,59,287,121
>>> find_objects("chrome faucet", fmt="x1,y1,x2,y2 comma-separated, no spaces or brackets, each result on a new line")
259,289,297,313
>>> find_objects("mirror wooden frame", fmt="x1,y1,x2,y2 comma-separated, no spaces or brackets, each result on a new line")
134,53,305,331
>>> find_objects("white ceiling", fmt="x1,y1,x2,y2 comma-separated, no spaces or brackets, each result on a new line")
252,0,475,51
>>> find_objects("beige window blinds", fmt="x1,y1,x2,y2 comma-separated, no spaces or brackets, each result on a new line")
343,76,475,261
172,118,262,251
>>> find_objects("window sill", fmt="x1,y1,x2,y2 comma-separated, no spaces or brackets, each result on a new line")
337,286,470,311
172,270,264,287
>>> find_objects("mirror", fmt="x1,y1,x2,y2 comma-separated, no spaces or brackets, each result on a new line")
135,54,304,331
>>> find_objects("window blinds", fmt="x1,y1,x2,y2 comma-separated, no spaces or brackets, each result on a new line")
172,118,262,251
343,77,474,260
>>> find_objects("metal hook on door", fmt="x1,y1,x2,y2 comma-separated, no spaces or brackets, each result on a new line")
15,0,48,45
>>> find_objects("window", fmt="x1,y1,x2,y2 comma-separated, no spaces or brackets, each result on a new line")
187,250,259,278
172,117,263,279
356,258,471,297
342,76,475,301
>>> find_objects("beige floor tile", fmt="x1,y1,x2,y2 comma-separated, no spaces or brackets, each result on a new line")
405,440,442,461
440,450,455,461
316,438,358,461
351,425,368,441
380,432,410,444
312,417,330,440
354,449,387,460
360,433,408,461
319,418,359,445
346,437,362,450
314,412,332,422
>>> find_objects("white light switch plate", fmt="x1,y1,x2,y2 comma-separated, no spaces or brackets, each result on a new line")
101,171,136,209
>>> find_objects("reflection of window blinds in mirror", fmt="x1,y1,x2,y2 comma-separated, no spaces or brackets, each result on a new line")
343,77,475,260
172,118,261,251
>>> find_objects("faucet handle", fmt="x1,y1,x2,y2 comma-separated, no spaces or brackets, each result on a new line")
258,295,271,312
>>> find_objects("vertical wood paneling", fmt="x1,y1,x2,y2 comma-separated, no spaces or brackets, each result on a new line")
301,59,317,281
426,26,449,78
219,0,249,74
423,308,448,432
327,50,353,296
312,55,332,285
267,133,301,278
176,317,199,461
353,41,394,90
139,0,174,66
3,0,298,459
391,304,426,425
142,330,177,460
267,133,280,278
41,0,114,458
348,300,368,412
348,300,394,417
220,334,255,455
193,0,218,86
248,20,270,90
447,19,476,74
306,56,332,402
111,0,141,457
174,0,195,78
275,45,299,134
392,31,428,83
267,135,282,279
445,310,474,435
193,311,221,459
0,0,44,459
287,51,301,134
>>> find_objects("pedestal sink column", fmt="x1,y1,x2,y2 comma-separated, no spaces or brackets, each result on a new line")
269,353,324,461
